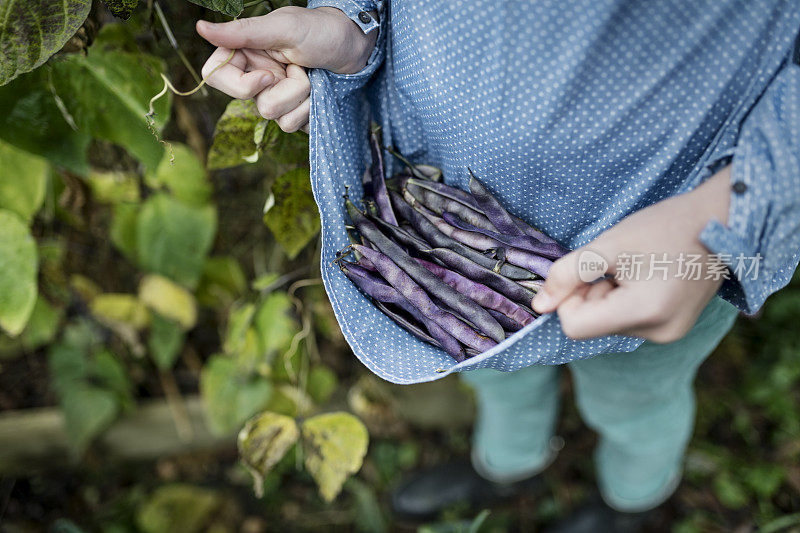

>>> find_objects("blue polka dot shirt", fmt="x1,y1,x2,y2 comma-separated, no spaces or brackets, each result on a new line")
305,0,800,383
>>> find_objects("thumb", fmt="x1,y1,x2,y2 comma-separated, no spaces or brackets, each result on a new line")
532,249,591,314
196,12,299,51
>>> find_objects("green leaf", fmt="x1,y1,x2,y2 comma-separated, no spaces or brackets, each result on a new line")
148,312,185,371
0,140,48,221
0,0,92,85
301,412,369,502
91,348,132,400
186,0,244,19
90,293,150,330
252,291,296,359
85,170,139,204
207,100,276,170
136,194,217,289
138,274,197,330
714,471,749,508
102,0,139,19
146,143,211,206
200,356,272,436
19,296,61,351
196,256,247,308
263,168,320,259
0,69,90,173
0,209,38,336
237,411,299,497
137,484,223,533
62,384,120,453
307,365,338,405
222,302,256,356
50,47,171,170
110,203,139,262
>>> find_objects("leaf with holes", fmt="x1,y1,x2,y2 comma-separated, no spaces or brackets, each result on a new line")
207,100,277,169
263,168,320,259
102,0,139,19
302,412,369,502
238,411,299,497
0,210,38,336
0,0,92,85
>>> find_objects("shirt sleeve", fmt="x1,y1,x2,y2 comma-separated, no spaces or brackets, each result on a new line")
305,0,386,91
699,57,800,314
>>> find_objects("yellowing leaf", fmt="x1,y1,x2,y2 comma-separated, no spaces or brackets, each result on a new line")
138,274,197,330
238,411,299,497
207,100,276,170
69,274,102,302
102,0,139,19
0,141,48,221
90,293,150,330
301,412,369,502
0,209,38,336
263,168,320,259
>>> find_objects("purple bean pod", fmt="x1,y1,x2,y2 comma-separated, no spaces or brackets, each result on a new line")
427,247,537,308
486,308,524,333
370,128,398,225
415,258,535,327
341,261,466,361
442,211,568,259
467,169,524,236
405,182,497,232
353,245,497,352
398,191,537,281
517,279,545,291
346,199,504,343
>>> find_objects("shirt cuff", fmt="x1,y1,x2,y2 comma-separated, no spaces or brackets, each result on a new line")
306,0,380,34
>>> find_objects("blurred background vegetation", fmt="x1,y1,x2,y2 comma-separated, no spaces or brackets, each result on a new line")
0,1,798,532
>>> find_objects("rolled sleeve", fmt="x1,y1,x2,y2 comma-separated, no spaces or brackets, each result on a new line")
700,62,800,314
305,0,386,96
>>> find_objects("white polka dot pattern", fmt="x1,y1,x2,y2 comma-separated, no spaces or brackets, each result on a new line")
307,1,800,384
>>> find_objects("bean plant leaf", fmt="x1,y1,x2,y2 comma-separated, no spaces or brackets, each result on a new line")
301,412,369,502
138,274,198,330
50,48,170,171
86,170,140,204
196,256,247,308
137,484,223,533
90,293,150,330
186,0,244,18
0,0,92,86
148,312,185,371
19,296,61,351
102,0,139,19
200,355,272,436
263,168,320,259
0,69,90,174
252,291,297,360
61,384,120,453
207,100,277,170
146,144,211,207
110,203,140,262
238,411,299,497
136,194,217,289
0,210,38,336
0,141,48,221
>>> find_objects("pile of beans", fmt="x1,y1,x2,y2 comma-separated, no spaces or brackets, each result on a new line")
335,129,568,362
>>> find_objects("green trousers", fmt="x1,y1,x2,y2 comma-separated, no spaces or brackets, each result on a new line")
461,296,739,512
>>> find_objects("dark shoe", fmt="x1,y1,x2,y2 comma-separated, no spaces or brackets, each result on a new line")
543,496,657,533
390,459,543,522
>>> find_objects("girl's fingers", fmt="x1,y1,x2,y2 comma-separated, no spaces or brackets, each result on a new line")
275,98,311,133
254,64,310,120
203,48,275,99
557,285,652,340
584,278,615,301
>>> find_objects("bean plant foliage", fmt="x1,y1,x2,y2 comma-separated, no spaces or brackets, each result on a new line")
0,0,367,503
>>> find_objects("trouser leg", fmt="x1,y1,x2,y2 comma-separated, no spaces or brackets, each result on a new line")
568,296,738,511
461,363,561,482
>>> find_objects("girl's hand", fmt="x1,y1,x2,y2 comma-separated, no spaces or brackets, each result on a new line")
533,166,733,343
196,6,378,133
